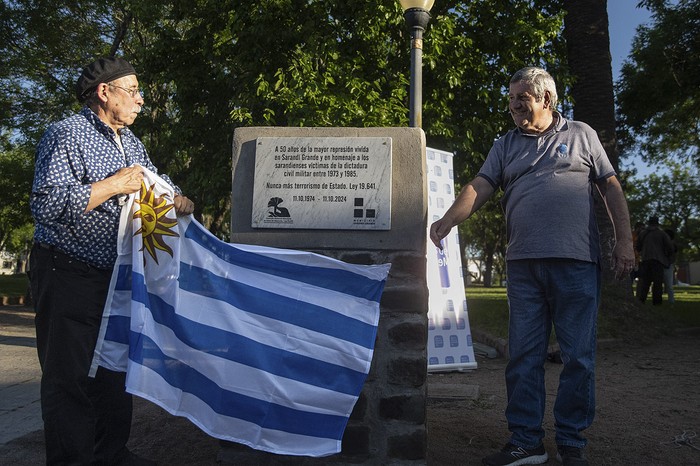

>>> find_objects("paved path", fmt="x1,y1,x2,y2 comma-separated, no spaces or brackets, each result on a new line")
0,306,43,445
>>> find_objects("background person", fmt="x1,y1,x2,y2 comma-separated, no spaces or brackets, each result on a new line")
663,228,678,304
430,67,634,466
29,56,194,465
635,216,673,305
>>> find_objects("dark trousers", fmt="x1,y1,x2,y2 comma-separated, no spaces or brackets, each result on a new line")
30,244,133,465
637,260,665,305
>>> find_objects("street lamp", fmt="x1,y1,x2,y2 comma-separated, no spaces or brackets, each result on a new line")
399,0,434,128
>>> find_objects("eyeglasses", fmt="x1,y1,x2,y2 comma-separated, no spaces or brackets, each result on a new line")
108,83,143,99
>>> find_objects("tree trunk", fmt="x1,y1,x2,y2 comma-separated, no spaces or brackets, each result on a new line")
483,255,494,288
563,0,633,302
563,0,618,169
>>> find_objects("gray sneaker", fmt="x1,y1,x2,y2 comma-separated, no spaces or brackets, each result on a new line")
556,445,589,466
482,442,548,465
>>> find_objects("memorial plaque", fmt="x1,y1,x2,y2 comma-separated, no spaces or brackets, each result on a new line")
252,137,392,229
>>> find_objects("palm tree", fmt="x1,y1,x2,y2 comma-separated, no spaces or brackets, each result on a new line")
563,0,633,301
563,0,619,170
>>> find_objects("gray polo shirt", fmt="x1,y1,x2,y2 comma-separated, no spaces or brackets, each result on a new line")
478,114,615,263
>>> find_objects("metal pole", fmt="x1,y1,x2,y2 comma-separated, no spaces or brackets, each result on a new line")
409,27,424,128
403,8,431,128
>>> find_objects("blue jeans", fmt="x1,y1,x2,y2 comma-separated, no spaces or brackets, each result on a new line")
505,259,600,450
663,266,675,304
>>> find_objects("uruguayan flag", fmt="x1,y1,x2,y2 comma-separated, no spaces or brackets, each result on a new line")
91,166,390,457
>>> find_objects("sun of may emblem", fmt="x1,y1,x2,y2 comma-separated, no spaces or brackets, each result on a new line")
133,182,180,264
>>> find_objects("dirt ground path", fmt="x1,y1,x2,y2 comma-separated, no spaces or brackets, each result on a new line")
2,303,699,465
427,332,700,465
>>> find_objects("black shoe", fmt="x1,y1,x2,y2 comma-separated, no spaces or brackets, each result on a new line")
556,445,588,466
482,442,548,465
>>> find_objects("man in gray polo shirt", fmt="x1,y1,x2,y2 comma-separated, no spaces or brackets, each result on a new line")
430,67,635,466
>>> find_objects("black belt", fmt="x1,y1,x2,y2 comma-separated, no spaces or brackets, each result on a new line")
35,242,69,257
34,242,110,271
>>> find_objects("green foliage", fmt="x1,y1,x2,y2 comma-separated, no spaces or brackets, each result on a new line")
1,0,568,241
250,1,409,128
0,0,118,142
625,162,700,261
460,194,506,287
0,144,34,252
4,224,34,257
616,0,700,165
426,0,567,170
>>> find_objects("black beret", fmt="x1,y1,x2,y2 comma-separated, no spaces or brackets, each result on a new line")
76,57,136,102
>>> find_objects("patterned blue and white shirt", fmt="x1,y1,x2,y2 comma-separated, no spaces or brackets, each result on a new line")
31,106,180,269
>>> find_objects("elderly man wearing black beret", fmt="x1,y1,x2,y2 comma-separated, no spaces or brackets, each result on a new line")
29,57,194,465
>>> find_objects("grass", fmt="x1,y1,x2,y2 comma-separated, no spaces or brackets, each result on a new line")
464,286,511,339
3,272,697,338
668,285,700,327
0,273,30,297
465,283,700,340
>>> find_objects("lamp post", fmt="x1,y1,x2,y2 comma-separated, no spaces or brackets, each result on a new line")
399,0,434,128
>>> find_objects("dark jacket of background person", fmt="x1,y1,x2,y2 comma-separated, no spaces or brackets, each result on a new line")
637,223,673,267
636,217,673,305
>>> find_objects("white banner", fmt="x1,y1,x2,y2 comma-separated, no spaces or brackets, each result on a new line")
426,148,477,372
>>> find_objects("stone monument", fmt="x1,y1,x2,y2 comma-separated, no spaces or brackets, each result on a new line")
223,126,429,464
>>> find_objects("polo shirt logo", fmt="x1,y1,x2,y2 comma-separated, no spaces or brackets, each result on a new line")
556,143,569,158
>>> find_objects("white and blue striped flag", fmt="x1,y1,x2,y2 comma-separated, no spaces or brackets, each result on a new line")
90,166,391,457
